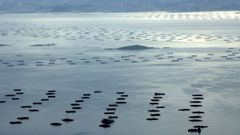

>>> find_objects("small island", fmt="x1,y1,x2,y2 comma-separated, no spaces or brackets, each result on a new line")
106,44,156,51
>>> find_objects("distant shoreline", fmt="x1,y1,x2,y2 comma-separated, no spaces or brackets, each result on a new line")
0,10,239,16
0,10,240,15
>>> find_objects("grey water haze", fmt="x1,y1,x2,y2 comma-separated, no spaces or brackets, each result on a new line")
0,0,240,13
0,2,240,135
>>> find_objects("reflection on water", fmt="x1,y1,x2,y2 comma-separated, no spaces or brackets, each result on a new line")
0,12,240,135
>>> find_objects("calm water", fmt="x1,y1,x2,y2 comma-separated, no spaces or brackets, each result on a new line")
0,12,240,135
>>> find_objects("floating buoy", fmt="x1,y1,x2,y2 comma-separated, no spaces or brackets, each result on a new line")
62,118,74,122
146,118,159,121
194,125,208,129
71,103,80,106
109,104,118,107
50,123,62,126
16,92,24,95
178,108,191,111
99,124,111,128
81,96,90,99
17,117,29,120
117,98,125,100
83,94,91,96
0,100,6,103
46,92,55,95
189,116,202,119
192,94,203,97
48,90,56,93
154,92,165,96
156,106,165,109
65,110,76,113
116,101,127,104
72,107,82,110
151,99,159,102
106,108,116,111
190,101,202,103
150,113,161,117
189,119,203,122
13,89,22,92
153,96,163,99
75,100,84,102
190,105,202,107
193,97,204,100
29,109,39,112
108,116,118,119
5,94,15,97
21,105,32,108
188,127,201,133
116,92,125,94
101,118,114,124
33,102,42,105
150,102,159,105
10,121,22,124
192,111,205,114
148,109,160,112
41,99,49,101
104,112,115,115
48,96,56,98
94,91,102,93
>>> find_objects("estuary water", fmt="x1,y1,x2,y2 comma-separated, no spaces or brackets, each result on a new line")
0,11,240,135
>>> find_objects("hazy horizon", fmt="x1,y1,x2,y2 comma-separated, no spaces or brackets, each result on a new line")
0,0,240,13
0,1,240,135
